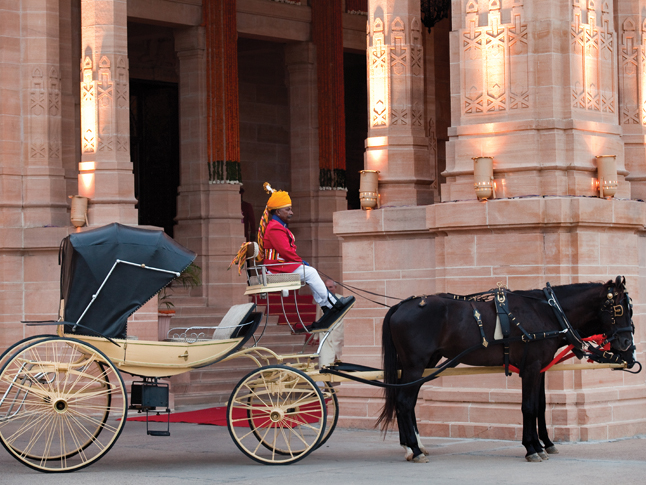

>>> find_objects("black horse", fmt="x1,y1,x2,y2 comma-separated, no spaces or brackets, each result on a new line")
377,277,638,463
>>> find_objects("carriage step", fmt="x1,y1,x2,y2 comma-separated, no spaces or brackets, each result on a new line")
147,430,171,437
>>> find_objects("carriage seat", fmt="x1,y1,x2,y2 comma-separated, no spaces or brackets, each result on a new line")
167,303,257,342
243,243,303,296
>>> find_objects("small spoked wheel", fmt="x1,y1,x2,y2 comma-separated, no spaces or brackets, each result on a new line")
0,337,127,473
227,365,326,465
316,382,339,449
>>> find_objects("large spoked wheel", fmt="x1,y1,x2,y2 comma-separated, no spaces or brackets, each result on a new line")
316,382,338,449
0,335,52,371
0,337,127,473
227,365,326,465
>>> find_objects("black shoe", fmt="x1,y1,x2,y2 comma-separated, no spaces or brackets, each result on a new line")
310,296,355,332
330,295,353,311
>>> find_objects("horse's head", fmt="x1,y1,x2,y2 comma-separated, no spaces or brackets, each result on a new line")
599,276,637,366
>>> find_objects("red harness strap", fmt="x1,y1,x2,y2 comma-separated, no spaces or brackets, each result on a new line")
506,334,609,375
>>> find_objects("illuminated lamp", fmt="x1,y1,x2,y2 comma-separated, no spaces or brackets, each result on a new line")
70,195,88,228
359,170,380,210
595,155,618,198
473,157,494,200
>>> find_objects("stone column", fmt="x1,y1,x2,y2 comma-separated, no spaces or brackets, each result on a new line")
285,43,346,280
616,0,646,200
80,0,137,225
444,0,625,201
21,0,68,227
366,0,432,207
173,27,246,311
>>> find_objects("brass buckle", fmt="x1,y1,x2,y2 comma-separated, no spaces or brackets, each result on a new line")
614,305,624,317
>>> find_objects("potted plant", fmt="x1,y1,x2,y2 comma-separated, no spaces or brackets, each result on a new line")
158,263,202,340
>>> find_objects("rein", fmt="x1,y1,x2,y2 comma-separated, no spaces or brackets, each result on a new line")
324,281,639,389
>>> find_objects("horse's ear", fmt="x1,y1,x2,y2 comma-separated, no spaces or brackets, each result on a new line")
615,275,624,289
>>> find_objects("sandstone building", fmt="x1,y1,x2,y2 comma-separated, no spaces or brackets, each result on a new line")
1,0,644,442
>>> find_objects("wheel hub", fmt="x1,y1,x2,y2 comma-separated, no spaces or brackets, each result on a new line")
269,408,284,423
53,398,68,414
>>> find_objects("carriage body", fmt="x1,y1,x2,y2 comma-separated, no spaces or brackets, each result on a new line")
0,224,338,472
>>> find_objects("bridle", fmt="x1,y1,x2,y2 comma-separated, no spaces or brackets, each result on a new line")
544,280,639,371
599,285,635,351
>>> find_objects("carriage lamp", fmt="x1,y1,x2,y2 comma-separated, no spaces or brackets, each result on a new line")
473,157,495,200
359,170,380,210
595,155,618,198
70,195,88,228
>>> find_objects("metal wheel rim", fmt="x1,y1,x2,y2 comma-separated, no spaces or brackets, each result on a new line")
316,383,338,449
227,365,326,465
0,337,127,472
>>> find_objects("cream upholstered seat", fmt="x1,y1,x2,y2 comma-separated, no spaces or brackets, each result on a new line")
167,303,255,342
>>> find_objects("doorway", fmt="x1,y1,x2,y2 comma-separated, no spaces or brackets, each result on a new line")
129,79,180,236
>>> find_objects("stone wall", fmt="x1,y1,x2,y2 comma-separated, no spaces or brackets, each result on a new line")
238,38,291,225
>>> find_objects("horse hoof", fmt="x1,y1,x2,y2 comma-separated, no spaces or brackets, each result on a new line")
525,453,542,463
545,446,559,455
413,454,429,463
538,451,549,460
420,447,430,456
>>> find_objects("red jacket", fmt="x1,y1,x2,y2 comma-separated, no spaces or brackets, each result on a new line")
262,218,302,273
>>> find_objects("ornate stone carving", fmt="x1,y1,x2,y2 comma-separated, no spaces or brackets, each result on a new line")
97,56,114,152
81,56,96,153
369,17,388,127
29,66,61,162
571,0,616,113
461,0,529,114
619,15,646,125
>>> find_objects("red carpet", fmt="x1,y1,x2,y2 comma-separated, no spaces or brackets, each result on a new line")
127,403,323,428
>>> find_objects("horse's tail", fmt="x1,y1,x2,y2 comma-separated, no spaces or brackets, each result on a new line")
376,302,402,432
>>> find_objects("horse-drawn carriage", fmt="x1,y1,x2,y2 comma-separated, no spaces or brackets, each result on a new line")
0,223,639,472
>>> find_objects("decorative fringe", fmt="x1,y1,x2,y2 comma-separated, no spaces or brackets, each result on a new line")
256,207,270,263
228,242,253,275
255,182,275,263
205,0,240,181
345,0,367,14
311,0,346,177
208,160,242,184
421,0,451,32
319,168,347,190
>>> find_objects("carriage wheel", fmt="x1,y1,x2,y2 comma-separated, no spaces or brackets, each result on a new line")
0,337,127,473
227,365,326,465
0,335,51,371
245,381,337,455
316,383,338,449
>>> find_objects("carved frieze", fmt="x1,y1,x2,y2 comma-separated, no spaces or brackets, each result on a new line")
369,17,389,127
28,66,61,162
80,53,130,155
571,0,616,113
619,16,646,125
461,0,529,115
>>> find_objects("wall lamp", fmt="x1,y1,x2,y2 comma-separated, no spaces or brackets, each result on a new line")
70,195,88,228
595,155,618,198
473,156,495,200
359,170,380,210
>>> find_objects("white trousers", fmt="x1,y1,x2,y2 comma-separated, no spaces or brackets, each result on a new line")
318,320,344,368
292,265,336,309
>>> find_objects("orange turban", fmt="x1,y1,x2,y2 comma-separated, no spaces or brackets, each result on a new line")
266,190,291,210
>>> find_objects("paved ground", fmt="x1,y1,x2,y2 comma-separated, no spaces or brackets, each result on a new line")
1,422,645,484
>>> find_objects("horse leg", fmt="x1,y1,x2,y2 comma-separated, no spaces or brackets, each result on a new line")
537,373,558,455
521,363,544,462
396,380,427,463
411,396,430,456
